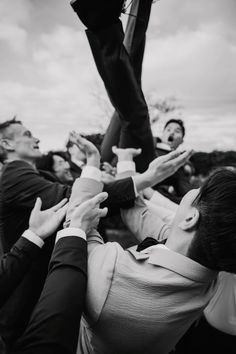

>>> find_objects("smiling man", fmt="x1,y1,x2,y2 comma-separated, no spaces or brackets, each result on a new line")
0,118,136,349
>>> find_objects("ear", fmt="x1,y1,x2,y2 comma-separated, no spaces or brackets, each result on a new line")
0,139,14,152
178,207,199,231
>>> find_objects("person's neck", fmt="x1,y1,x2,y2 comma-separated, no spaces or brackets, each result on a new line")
165,228,195,257
6,155,36,169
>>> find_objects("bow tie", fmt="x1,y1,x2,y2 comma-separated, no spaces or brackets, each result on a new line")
136,237,166,252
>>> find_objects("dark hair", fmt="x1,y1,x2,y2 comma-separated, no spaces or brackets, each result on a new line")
36,151,69,172
0,117,22,137
188,168,236,272
164,119,185,137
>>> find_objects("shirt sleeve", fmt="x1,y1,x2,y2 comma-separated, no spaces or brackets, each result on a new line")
22,229,44,248
81,166,102,182
56,228,86,243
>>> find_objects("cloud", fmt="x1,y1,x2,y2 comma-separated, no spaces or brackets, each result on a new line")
0,23,28,54
0,0,235,152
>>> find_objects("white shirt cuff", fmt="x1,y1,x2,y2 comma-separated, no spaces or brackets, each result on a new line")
117,161,136,174
56,227,86,243
22,229,44,248
131,176,138,197
81,166,102,182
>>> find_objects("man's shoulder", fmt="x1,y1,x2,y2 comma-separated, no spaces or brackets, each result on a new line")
2,160,34,174
1,160,38,188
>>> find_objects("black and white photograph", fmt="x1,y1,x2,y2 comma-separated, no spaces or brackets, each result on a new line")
0,1,236,353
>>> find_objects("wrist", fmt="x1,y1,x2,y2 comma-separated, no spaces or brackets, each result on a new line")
132,172,151,193
69,220,86,232
86,153,100,168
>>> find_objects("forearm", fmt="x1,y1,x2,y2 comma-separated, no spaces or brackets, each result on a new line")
121,196,170,243
0,236,41,308
12,237,87,354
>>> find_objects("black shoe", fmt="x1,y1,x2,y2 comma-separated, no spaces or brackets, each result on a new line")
70,0,125,30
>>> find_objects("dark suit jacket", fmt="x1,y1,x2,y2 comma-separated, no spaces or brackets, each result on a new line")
0,160,135,346
0,237,41,309
11,236,87,354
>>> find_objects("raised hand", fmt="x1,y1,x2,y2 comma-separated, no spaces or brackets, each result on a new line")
145,149,193,187
69,131,100,167
29,198,68,239
69,192,108,233
133,149,193,192
112,146,142,162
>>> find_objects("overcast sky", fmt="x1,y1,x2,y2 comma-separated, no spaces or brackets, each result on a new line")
0,0,235,152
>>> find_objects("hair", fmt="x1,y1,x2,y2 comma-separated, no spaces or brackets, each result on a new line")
188,168,236,272
164,119,185,137
36,150,69,172
0,117,22,139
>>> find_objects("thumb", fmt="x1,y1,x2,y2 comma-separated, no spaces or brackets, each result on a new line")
99,207,108,218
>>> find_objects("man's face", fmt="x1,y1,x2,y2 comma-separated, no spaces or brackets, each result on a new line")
162,122,184,150
6,124,42,160
52,154,73,183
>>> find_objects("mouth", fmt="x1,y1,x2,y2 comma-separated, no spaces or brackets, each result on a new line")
168,136,174,143
33,146,40,151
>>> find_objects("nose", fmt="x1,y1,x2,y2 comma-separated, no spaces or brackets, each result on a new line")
34,137,40,144
65,161,70,169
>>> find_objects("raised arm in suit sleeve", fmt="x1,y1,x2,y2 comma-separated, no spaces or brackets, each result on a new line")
12,236,87,354
0,237,41,308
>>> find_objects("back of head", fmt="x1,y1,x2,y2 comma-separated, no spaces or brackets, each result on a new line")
0,117,22,139
0,117,22,160
188,168,236,272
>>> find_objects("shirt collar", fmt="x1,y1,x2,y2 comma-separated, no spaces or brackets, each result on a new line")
128,245,217,283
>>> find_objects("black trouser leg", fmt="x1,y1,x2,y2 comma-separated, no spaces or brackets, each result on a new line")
86,20,155,172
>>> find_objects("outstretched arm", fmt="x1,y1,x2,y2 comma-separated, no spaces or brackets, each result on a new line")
0,198,68,309
12,193,107,354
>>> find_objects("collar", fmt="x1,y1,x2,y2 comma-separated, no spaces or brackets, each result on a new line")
128,244,217,283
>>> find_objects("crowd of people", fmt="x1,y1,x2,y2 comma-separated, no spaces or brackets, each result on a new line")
0,1,235,353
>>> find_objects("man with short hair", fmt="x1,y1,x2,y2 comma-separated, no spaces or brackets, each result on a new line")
69,143,236,354
155,118,193,203
0,118,135,347
159,118,185,151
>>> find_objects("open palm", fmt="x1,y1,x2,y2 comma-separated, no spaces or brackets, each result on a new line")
29,198,68,239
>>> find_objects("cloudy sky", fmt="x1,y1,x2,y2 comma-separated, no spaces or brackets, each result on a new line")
0,0,235,152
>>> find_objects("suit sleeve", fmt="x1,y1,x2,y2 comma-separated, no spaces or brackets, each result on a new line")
2,161,71,210
0,237,41,308
12,236,87,354
102,177,136,213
